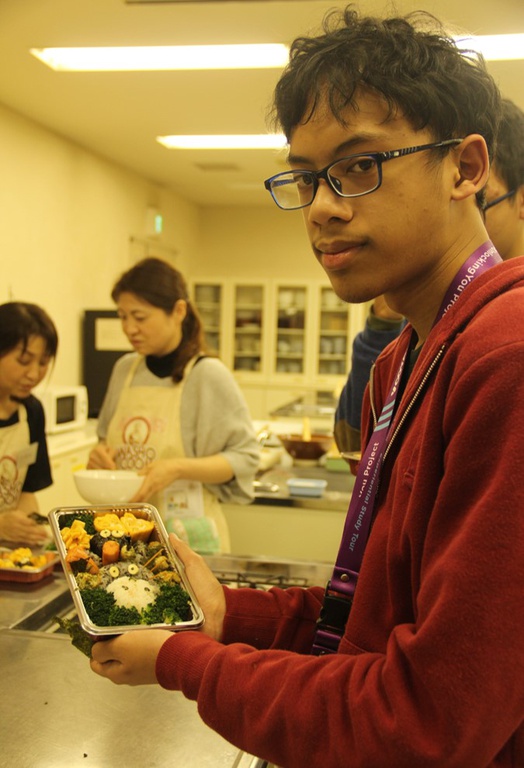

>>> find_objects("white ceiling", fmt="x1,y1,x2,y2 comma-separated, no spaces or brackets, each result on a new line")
0,0,522,208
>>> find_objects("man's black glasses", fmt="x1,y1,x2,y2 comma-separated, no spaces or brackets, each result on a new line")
264,139,464,210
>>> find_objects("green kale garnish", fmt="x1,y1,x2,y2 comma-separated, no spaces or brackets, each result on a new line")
108,605,142,626
77,579,191,629
142,582,192,625
79,586,116,626
54,616,94,657
58,512,96,534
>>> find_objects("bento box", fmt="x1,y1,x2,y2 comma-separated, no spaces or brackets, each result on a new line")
0,547,59,583
48,504,204,636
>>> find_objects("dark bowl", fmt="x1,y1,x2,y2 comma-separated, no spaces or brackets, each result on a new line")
279,434,334,461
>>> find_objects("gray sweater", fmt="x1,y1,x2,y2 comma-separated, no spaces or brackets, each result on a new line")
97,353,260,504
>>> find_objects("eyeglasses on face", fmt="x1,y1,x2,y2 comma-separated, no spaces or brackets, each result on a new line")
264,138,463,210
483,189,517,212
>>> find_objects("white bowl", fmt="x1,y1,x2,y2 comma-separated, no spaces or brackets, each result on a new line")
73,469,143,505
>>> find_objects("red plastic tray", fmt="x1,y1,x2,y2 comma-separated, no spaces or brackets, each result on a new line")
0,550,60,583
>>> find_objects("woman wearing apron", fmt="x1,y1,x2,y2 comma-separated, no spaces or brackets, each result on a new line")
0,302,58,545
88,257,259,554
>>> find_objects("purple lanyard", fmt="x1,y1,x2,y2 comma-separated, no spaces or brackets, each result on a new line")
312,241,502,655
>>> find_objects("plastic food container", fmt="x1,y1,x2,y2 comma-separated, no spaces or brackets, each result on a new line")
49,504,204,636
286,478,328,498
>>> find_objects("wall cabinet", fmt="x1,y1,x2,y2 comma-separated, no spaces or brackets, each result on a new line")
233,283,265,374
274,285,307,375
192,283,223,356
317,286,351,378
191,279,368,419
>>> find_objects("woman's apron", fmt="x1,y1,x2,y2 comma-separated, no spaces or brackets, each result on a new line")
0,405,35,512
105,356,230,553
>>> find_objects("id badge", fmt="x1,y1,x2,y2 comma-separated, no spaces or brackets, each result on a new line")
163,479,204,519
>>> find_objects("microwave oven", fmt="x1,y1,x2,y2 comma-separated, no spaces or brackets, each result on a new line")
39,385,89,435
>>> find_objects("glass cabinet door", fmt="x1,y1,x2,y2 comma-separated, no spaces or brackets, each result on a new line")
193,283,222,355
318,287,349,376
274,286,307,375
234,284,264,372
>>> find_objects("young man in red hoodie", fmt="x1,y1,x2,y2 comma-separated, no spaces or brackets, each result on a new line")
90,7,524,767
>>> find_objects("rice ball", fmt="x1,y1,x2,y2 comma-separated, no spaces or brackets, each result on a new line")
106,575,159,611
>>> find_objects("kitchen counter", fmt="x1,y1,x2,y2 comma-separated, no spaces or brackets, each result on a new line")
0,572,244,768
0,570,71,630
254,463,354,512
224,464,354,562
0,630,241,767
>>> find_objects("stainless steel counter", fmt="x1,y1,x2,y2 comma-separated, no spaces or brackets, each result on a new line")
0,629,242,767
0,571,259,767
0,572,71,629
254,464,354,512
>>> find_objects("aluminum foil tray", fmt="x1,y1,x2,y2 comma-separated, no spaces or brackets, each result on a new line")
49,504,204,636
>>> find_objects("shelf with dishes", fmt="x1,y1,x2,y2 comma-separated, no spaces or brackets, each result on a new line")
192,282,223,355
234,327,262,372
275,329,305,374
317,287,350,376
233,285,264,373
190,277,366,382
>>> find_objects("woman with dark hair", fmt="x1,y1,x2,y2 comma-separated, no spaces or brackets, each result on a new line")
0,301,58,544
88,257,259,553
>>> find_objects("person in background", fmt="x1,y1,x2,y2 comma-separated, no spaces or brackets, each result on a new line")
483,98,524,260
334,294,404,453
335,97,524,454
87,257,259,554
89,8,524,766
0,302,58,545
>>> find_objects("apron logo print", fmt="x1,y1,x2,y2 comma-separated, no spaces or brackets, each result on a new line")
116,416,156,471
0,455,22,508
122,416,151,446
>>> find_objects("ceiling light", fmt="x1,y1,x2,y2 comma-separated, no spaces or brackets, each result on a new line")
30,44,289,71
455,34,524,61
29,34,524,74
157,134,287,150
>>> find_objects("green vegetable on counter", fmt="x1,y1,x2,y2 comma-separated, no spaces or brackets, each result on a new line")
54,616,95,658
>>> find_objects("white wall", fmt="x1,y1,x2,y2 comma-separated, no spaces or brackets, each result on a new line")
0,102,364,401
0,102,200,386
190,205,326,282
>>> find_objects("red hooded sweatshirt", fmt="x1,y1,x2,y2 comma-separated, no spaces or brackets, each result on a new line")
157,256,524,768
